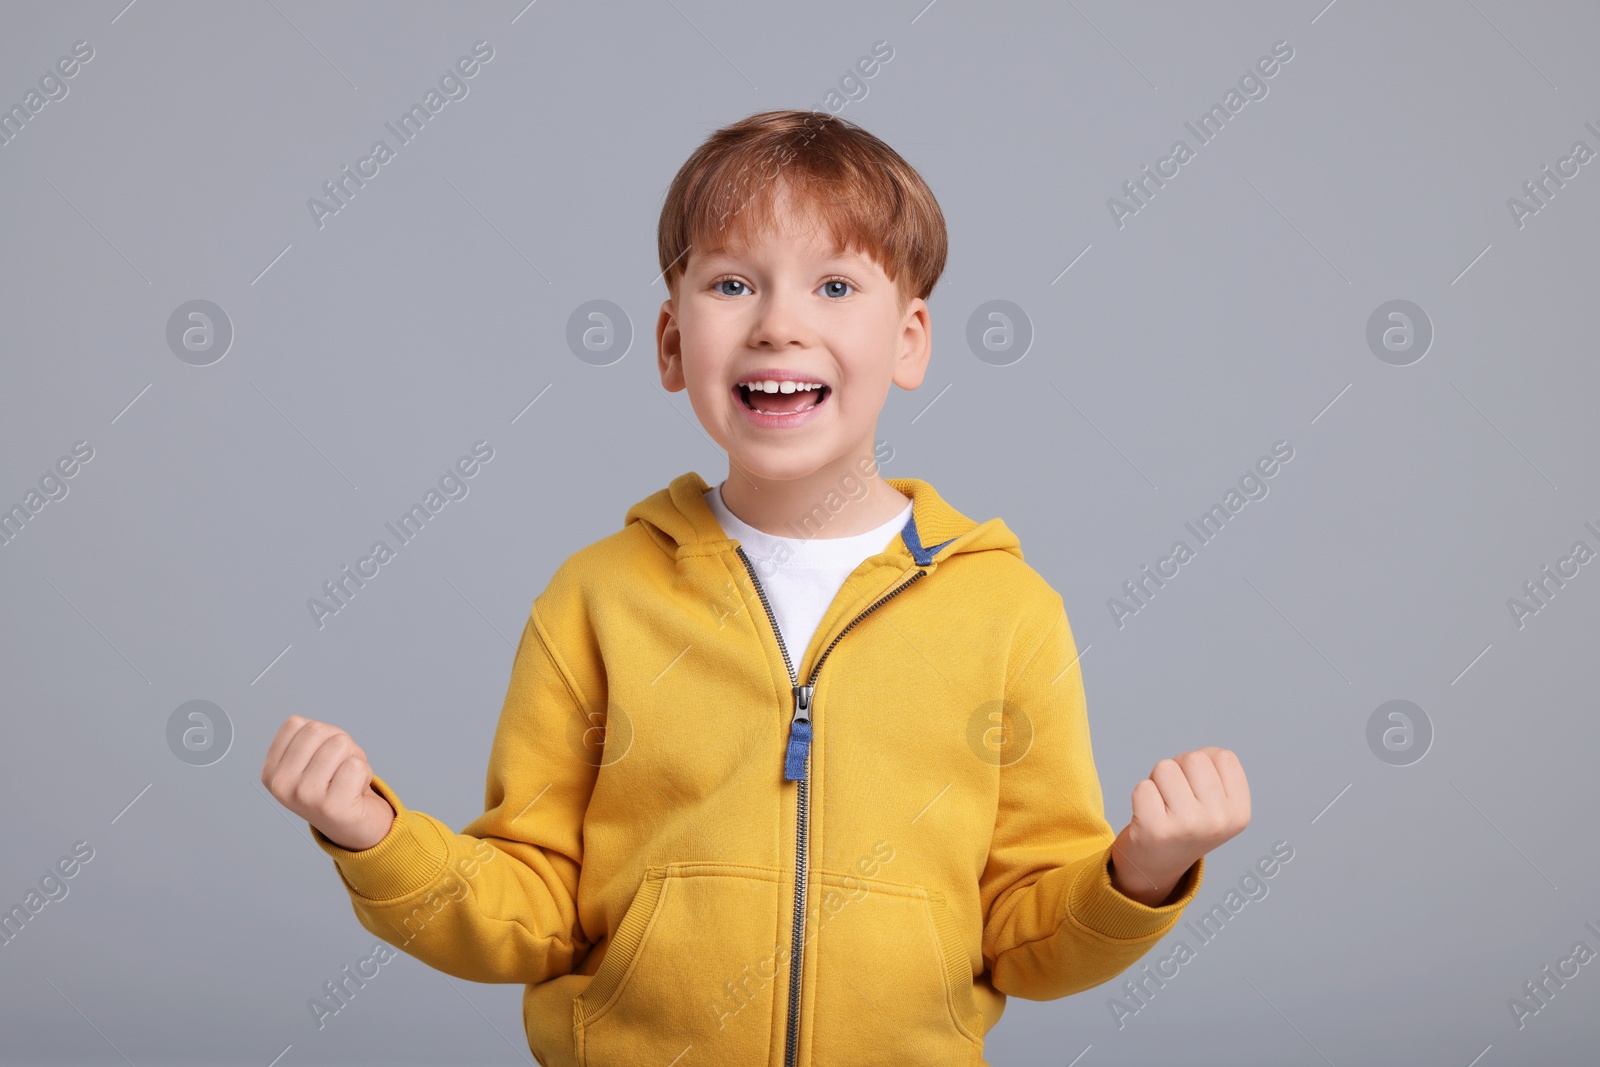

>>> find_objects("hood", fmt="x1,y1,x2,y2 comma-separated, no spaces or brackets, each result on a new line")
623,470,1023,569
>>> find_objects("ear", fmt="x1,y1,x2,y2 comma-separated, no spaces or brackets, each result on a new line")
891,297,932,391
657,297,685,392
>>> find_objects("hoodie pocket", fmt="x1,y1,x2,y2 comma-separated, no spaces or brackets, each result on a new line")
808,873,984,1066
574,862,784,1067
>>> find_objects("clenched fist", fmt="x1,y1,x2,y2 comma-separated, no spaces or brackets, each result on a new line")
1108,746,1250,907
261,715,396,852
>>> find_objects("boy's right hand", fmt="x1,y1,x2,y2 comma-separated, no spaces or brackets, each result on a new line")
261,715,396,852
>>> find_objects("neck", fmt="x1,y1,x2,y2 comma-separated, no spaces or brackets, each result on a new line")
719,449,908,540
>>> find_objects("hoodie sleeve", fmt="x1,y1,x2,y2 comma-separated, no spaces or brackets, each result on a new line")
308,601,599,985
979,594,1204,1001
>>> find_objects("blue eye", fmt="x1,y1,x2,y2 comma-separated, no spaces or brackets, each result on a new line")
711,277,854,298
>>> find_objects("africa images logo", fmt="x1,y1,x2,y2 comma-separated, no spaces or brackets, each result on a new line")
306,41,495,230
1106,40,1295,229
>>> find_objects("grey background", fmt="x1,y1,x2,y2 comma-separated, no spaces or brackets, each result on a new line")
1,0,1596,1064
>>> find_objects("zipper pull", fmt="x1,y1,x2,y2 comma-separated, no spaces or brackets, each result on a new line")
783,684,814,781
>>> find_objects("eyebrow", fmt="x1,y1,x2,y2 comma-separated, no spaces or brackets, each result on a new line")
694,246,871,270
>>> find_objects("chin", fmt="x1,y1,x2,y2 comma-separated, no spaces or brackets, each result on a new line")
727,447,837,484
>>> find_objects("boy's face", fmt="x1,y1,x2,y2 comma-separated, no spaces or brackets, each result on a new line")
657,191,930,484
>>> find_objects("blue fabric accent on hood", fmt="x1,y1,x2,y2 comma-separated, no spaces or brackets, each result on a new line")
900,512,957,566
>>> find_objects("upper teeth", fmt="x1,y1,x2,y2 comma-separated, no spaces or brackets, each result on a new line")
741,380,824,393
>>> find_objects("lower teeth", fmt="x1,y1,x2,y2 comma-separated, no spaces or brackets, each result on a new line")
744,388,826,415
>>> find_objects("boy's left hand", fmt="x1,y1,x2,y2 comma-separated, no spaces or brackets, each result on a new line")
1107,746,1250,908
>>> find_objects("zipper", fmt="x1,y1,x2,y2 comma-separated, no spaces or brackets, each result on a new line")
734,546,929,1067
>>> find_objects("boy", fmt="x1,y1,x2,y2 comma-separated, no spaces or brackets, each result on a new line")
263,109,1249,1067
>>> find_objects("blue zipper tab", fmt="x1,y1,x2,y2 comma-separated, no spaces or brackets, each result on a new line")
784,684,814,781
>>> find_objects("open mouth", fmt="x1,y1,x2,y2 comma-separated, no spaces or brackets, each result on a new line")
735,381,831,416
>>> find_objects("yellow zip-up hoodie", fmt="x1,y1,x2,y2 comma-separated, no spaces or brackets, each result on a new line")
310,470,1205,1066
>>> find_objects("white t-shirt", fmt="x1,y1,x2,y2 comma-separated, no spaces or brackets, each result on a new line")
705,483,913,669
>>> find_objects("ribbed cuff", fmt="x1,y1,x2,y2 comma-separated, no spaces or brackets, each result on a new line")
1065,848,1205,941
309,774,451,902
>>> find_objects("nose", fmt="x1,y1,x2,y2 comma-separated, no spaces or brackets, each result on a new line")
747,283,812,350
